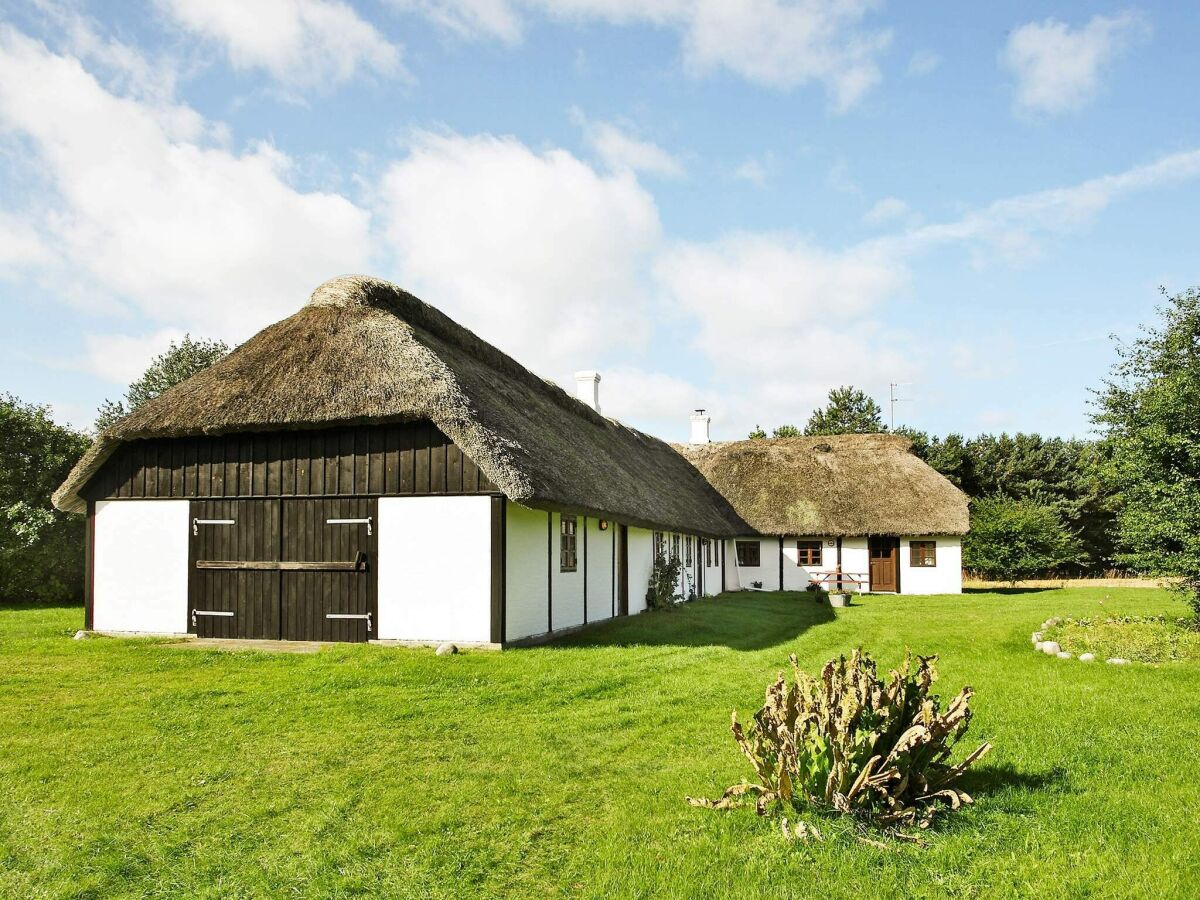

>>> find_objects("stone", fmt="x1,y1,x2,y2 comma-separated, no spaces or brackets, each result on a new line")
1043,617,1062,628
1032,631,1043,644
1079,653,1096,662
435,642,458,656
1107,657,1129,665
1057,651,1072,659
1040,641,1061,655
73,630,89,641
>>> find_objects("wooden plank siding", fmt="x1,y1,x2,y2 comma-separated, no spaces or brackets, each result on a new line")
82,422,499,501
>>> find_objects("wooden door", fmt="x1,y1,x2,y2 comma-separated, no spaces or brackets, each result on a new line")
617,525,629,616
868,537,899,593
280,498,377,642
188,499,281,638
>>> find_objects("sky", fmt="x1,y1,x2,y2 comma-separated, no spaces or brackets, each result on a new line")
1,1,1198,443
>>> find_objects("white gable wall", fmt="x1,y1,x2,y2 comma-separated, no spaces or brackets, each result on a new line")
93,499,189,634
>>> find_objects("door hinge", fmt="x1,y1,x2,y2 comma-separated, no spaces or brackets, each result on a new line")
193,518,235,536
326,516,372,535
325,612,372,633
191,608,235,626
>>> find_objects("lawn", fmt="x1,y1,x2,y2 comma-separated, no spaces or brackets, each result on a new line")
2,587,1198,898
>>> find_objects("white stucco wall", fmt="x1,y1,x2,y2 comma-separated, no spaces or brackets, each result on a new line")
627,527,653,614
699,539,722,596
376,496,492,643
585,517,615,622
778,537,870,593
551,511,586,630
900,537,962,595
728,536,781,591
93,499,190,634
505,503,550,641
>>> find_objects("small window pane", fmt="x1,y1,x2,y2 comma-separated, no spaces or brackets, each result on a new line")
909,541,936,567
561,515,578,571
796,540,822,566
735,540,760,567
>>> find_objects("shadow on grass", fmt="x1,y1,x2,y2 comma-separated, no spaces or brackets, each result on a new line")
958,762,1070,797
964,587,1057,596
547,591,836,651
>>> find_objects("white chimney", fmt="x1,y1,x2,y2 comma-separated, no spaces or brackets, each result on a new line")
575,370,601,413
689,409,711,444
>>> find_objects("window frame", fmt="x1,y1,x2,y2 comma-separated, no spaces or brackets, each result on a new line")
560,515,578,572
796,540,822,567
685,536,693,567
703,538,712,568
653,531,665,559
909,540,937,568
735,540,761,567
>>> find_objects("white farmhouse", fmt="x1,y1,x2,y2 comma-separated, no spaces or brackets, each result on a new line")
54,275,968,647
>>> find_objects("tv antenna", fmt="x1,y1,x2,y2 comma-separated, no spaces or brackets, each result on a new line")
889,382,912,430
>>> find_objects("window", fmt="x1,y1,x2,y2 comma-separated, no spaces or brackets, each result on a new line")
653,531,665,559
671,533,680,561
685,536,693,567
735,540,760,567
702,538,712,567
561,515,578,571
910,540,937,567
796,540,822,566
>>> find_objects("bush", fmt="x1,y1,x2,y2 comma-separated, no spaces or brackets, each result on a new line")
689,649,991,834
0,395,90,603
645,551,682,610
964,495,1083,583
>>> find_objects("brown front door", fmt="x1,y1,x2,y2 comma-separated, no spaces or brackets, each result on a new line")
617,524,629,616
189,499,281,639
868,537,900,593
281,498,377,642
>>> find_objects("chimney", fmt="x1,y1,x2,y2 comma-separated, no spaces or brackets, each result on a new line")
575,371,601,413
689,409,711,444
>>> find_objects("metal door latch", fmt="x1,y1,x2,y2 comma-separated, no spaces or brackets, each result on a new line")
191,608,236,626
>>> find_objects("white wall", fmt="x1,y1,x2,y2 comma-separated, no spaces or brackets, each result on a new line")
728,536,781,590
585,517,615,623
377,496,493,643
900,537,962,595
550,511,586,630
779,537,869,593
627,527,653,614
505,503,549,642
93,500,190,634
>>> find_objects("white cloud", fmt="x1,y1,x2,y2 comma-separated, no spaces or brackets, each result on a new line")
905,49,939,76
1001,11,1149,115
0,213,53,272
395,0,891,110
827,158,861,196
572,110,684,177
377,130,662,376
732,152,775,186
0,26,373,338
156,0,404,89
83,329,186,384
600,366,718,439
862,196,909,226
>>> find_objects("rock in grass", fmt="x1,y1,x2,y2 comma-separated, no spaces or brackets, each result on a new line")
1041,641,1061,655
1107,657,1129,665
1079,652,1096,662
73,630,89,641
1057,651,1072,659
1032,631,1044,644
435,642,458,656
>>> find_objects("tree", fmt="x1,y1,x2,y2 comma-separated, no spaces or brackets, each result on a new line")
747,425,767,439
95,335,229,431
0,396,90,603
771,424,801,438
805,386,885,436
962,496,1083,583
1094,286,1200,614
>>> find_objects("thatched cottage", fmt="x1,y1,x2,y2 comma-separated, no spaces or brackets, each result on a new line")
54,276,967,646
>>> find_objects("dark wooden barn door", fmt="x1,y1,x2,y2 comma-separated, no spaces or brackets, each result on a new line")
280,498,377,642
616,525,629,616
868,537,899,593
189,499,281,638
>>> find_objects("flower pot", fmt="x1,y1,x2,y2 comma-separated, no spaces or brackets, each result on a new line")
830,593,851,608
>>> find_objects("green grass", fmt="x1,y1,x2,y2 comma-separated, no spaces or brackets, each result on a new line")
2,587,1199,898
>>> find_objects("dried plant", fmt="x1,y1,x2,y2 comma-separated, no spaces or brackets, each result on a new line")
689,649,992,832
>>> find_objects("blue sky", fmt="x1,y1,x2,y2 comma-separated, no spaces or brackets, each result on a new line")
1,1,1198,442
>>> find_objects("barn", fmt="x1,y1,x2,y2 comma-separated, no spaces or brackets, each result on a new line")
52,276,743,646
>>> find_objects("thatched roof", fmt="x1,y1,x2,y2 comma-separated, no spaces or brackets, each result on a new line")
676,434,968,537
54,275,745,535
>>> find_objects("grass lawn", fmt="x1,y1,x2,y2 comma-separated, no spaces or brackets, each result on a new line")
3,587,1199,898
